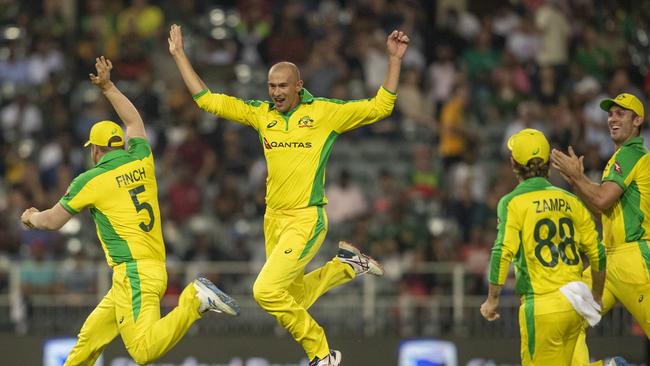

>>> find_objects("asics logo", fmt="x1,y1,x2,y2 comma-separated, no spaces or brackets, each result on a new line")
284,248,293,254
267,120,278,128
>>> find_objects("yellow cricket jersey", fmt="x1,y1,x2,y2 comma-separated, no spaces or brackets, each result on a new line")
194,87,396,210
59,138,165,267
601,136,650,252
489,177,606,297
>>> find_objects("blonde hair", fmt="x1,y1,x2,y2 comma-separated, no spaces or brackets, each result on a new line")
513,157,549,180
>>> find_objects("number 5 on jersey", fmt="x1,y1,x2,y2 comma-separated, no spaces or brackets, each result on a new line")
129,185,154,232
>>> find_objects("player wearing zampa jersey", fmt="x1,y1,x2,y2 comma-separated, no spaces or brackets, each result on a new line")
21,57,240,365
553,93,649,366
168,24,410,366
481,129,606,365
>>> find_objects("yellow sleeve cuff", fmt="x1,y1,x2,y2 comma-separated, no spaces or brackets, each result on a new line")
381,86,397,96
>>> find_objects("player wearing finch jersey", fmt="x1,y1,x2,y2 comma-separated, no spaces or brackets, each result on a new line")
482,129,606,366
21,57,240,366
169,24,410,366
553,93,649,366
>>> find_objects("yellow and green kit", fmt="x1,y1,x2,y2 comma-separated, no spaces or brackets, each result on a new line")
489,177,606,366
195,86,396,360
597,135,650,334
60,138,202,365
573,137,650,365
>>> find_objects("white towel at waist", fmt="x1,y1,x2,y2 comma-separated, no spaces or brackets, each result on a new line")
559,281,602,327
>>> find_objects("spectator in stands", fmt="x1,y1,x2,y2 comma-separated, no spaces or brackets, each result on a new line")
426,44,458,118
397,67,435,132
535,0,571,78
26,37,64,85
439,83,472,170
325,168,368,226
0,92,43,141
117,0,163,41
575,26,614,83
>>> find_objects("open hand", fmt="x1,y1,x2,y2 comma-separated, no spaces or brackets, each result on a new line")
551,146,584,182
89,56,113,91
386,30,410,60
168,24,185,56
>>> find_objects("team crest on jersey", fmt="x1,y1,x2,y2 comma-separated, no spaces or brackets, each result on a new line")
298,115,314,128
267,120,278,128
614,161,622,175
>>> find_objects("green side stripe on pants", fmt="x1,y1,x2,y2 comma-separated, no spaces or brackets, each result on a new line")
638,240,650,280
126,261,142,322
299,206,325,260
525,293,535,359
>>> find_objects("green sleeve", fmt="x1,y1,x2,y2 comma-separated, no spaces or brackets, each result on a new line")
127,137,152,160
602,146,644,190
59,171,98,214
489,196,520,285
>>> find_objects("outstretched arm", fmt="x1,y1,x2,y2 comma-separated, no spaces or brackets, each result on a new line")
551,146,622,214
382,30,410,93
90,56,147,140
21,204,72,231
168,24,208,95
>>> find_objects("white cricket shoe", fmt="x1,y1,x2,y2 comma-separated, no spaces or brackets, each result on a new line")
310,350,342,366
337,241,384,276
193,277,240,316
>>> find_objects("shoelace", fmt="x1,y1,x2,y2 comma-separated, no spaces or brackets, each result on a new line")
342,253,370,274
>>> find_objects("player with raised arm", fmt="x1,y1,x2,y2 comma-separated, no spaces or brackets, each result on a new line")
168,24,409,366
553,93,648,366
481,129,606,365
20,57,240,365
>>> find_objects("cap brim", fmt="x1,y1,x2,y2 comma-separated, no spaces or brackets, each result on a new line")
507,135,515,151
599,99,617,112
83,141,91,147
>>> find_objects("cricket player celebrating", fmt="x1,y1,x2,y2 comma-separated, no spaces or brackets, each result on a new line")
168,24,409,366
21,57,240,365
482,129,606,365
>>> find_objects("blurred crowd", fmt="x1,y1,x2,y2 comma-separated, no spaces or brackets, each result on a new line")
0,0,649,321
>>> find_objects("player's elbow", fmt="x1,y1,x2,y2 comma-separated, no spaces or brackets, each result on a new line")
592,196,615,213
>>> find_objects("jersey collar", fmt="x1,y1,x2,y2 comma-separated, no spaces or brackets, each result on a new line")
269,88,315,113
621,135,644,148
96,149,129,166
517,176,551,189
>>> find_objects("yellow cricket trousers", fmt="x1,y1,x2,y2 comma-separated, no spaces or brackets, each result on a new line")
519,291,584,366
253,206,356,361
572,242,650,365
65,260,202,365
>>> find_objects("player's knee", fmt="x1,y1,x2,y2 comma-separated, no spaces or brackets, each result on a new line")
252,281,282,307
130,351,154,365
126,343,155,365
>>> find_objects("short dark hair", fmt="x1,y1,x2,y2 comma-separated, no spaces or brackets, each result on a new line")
513,157,549,180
